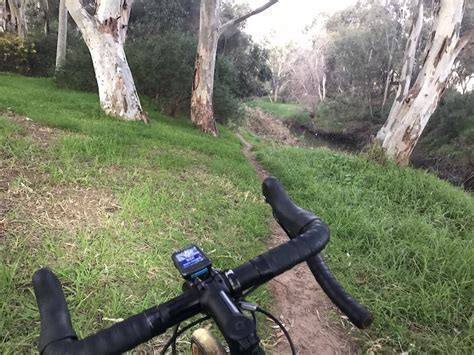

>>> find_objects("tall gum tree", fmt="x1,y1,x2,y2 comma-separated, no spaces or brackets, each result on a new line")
6,0,27,37
55,0,67,71
191,0,278,136
376,0,472,164
65,0,147,122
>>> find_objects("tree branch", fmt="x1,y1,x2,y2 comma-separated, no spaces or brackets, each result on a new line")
219,0,278,36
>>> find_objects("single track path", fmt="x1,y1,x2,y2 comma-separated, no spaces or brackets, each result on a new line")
236,133,356,354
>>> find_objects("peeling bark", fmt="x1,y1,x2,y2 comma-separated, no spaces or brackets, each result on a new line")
190,0,219,135
376,0,470,165
7,0,27,38
191,0,279,135
65,0,146,122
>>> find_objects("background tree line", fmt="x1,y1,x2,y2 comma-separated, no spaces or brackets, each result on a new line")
267,0,472,182
0,0,472,181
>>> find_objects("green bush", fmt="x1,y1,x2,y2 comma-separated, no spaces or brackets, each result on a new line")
214,81,241,125
213,56,241,124
411,90,473,185
127,32,196,116
421,90,474,143
0,34,36,74
0,34,57,76
315,95,383,125
28,34,58,77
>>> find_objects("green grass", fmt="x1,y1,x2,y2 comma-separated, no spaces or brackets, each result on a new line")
2,73,473,354
246,98,310,123
0,73,272,353
254,143,473,353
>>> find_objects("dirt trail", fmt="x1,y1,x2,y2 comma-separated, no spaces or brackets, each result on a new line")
236,133,355,355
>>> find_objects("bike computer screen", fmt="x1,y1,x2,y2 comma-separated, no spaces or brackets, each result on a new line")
172,245,212,280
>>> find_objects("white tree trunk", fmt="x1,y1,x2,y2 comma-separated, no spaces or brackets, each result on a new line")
191,0,279,135
0,0,6,32
377,0,424,141
65,0,146,122
381,29,396,115
376,0,470,164
7,0,27,37
55,0,67,71
273,86,279,103
190,0,220,135
41,0,49,35
322,72,326,101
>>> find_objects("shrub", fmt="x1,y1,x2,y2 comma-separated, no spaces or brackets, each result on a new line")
214,82,241,126
127,32,196,116
28,34,58,77
128,32,242,121
0,34,36,74
361,142,390,165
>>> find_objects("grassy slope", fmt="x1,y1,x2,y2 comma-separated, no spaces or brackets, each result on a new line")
255,143,473,353
2,74,473,353
0,74,271,353
247,98,310,123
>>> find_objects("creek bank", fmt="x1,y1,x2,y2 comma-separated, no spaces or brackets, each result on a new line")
286,121,472,191
243,106,472,191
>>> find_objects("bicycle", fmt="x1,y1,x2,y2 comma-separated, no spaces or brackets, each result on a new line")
33,176,372,354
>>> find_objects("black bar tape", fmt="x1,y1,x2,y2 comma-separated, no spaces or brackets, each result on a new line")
306,254,373,329
262,176,318,238
34,268,201,355
32,268,78,353
232,220,330,290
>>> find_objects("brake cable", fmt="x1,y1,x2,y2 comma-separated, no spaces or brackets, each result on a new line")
239,301,296,355
160,315,211,355
160,304,296,355
255,306,296,355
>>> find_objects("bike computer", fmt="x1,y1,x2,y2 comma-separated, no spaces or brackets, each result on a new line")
172,244,212,280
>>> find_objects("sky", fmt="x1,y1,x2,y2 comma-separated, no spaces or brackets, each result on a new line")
238,0,358,46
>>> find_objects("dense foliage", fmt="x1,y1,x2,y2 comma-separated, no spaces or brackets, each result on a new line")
0,34,36,75
411,90,474,185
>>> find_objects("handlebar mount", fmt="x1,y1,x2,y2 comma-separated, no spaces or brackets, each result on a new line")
32,176,372,355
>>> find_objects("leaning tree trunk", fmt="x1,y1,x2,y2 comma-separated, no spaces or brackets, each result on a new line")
190,0,220,135
376,0,470,164
55,0,67,71
377,0,424,142
65,0,146,122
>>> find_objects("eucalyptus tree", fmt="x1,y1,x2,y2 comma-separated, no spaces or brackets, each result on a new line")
65,0,147,122
55,0,67,71
376,0,472,164
6,0,27,37
191,0,278,135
